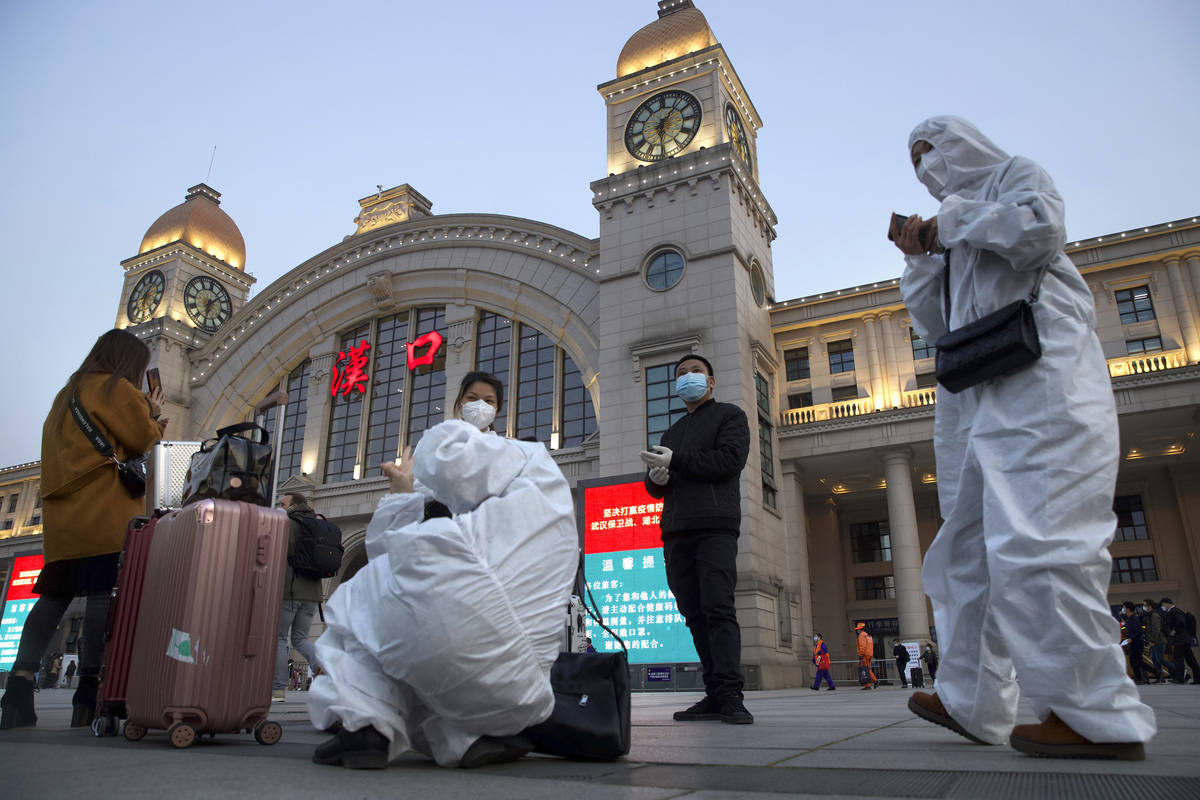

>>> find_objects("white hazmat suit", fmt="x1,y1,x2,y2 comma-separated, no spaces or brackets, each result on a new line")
307,420,579,765
900,117,1155,745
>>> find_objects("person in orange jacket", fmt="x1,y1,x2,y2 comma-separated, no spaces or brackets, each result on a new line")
811,633,835,691
855,623,877,689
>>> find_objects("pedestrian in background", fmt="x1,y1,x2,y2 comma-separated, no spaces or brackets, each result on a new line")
811,633,835,691
895,116,1154,760
64,659,77,690
893,639,910,689
1120,601,1146,684
0,329,165,731
641,354,753,725
1143,598,1167,683
921,644,938,682
273,492,327,703
855,624,876,689
1160,598,1199,685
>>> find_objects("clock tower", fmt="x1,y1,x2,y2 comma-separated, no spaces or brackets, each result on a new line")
593,2,797,685
117,183,254,432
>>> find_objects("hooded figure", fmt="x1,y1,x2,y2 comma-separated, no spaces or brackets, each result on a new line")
307,420,578,766
898,117,1155,757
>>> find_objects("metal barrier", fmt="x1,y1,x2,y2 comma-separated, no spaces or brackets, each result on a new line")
827,659,894,686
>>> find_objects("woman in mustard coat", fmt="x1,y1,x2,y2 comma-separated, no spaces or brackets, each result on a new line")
0,329,164,729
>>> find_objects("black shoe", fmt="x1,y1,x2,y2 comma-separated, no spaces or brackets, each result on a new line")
810,686,819,691
717,696,754,725
828,687,836,691
70,676,99,728
312,725,389,769
673,695,722,721
459,734,533,769
0,676,37,730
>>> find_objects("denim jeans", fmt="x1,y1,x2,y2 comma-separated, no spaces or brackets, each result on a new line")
274,599,320,690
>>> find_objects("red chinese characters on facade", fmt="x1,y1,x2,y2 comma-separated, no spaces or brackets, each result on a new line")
407,330,444,369
330,340,372,398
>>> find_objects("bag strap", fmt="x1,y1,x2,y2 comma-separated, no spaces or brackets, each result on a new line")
578,553,627,655
941,247,1050,319
216,421,270,445
69,395,117,460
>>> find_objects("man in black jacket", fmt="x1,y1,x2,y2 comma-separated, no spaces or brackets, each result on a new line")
641,354,752,725
893,639,911,688
1160,597,1199,685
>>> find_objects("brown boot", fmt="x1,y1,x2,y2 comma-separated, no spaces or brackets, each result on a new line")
1009,712,1145,760
907,691,989,745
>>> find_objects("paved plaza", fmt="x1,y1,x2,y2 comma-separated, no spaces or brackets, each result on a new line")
3,683,1198,798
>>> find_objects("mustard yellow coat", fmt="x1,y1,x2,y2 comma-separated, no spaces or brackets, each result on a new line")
41,374,162,563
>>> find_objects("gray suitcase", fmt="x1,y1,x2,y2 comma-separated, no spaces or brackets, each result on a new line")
146,441,203,512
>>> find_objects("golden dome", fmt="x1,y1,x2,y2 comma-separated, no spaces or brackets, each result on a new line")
139,184,245,270
617,3,717,78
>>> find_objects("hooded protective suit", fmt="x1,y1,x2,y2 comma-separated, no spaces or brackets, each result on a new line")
900,116,1155,745
307,420,578,765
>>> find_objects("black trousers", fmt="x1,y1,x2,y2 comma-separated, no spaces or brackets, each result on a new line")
1171,643,1199,683
896,659,908,686
663,530,743,700
1126,641,1145,682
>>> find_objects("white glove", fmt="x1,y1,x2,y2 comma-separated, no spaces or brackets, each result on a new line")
648,466,669,486
639,445,673,469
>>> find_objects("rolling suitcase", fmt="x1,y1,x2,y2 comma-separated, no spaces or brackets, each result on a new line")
122,498,289,748
910,667,925,688
92,514,162,736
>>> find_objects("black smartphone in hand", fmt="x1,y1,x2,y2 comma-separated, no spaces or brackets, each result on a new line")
888,212,909,242
146,367,161,395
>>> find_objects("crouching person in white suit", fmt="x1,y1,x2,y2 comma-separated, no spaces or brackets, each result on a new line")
308,419,578,769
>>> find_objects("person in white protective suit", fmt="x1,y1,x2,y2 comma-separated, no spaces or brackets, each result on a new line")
307,418,579,769
893,116,1155,760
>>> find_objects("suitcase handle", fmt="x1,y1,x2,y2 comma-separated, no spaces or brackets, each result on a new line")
244,532,272,658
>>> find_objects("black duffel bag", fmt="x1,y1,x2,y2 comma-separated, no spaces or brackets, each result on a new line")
181,422,272,506
523,649,631,761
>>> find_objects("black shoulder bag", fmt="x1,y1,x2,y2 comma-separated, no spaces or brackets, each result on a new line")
69,395,147,499
522,558,631,761
933,248,1049,394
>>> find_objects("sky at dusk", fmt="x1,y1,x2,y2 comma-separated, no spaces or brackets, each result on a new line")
2,0,1197,463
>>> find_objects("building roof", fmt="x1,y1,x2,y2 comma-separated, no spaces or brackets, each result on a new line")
616,1,717,78
138,183,245,270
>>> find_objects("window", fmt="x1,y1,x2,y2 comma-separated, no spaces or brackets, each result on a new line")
561,353,597,448
1115,285,1155,324
515,324,555,444
855,575,896,601
1113,495,1150,542
645,364,687,449
475,312,513,437
788,392,812,409
756,373,777,510
850,521,892,563
34,492,41,509
750,263,766,307
406,307,448,449
831,385,858,402
277,361,310,482
1126,336,1163,355
1111,556,1157,584
6,495,17,513
364,313,410,470
915,372,938,389
784,348,810,381
1,520,12,531
29,515,40,526
645,250,685,291
911,329,936,360
828,339,855,374
325,325,371,483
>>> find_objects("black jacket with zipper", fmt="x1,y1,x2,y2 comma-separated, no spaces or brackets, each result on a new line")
644,398,750,536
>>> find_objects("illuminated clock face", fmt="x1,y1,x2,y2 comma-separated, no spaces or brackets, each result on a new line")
624,90,702,162
127,270,165,324
183,275,233,333
725,103,751,168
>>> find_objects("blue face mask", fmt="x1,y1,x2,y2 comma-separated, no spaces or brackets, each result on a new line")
675,372,709,402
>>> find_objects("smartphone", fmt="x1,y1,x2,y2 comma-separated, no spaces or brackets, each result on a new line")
146,367,161,395
887,212,909,242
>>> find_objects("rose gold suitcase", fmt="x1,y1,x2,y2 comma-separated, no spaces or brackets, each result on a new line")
122,498,289,748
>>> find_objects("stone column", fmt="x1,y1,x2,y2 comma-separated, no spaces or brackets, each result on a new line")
862,316,885,411
1165,257,1200,364
441,304,478,420
877,311,901,408
301,338,338,481
881,449,931,643
781,462,814,682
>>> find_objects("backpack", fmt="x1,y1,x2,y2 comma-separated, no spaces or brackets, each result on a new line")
288,512,344,580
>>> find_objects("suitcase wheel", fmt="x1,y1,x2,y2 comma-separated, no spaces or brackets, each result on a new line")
92,714,119,737
123,722,147,742
254,720,282,746
168,722,197,749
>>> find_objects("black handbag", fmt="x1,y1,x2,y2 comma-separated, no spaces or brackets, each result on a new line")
934,249,1048,394
69,395,147,499
181,422,273,506
522,566,631,761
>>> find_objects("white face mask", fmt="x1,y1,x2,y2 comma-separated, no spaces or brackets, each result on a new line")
915,147,948,198
460,399,496,430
